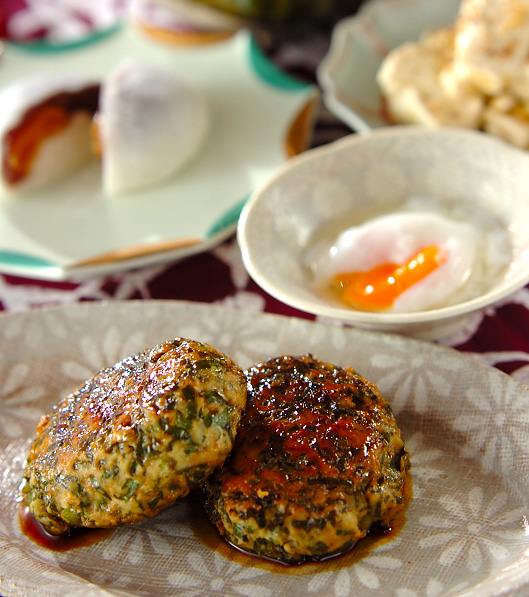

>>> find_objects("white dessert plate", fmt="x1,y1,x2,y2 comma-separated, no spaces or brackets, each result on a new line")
1,300,529,596
316,0,460,132
0,26,317,280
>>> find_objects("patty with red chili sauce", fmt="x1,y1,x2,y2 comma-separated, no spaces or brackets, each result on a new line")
205,354,410,564
22,338,247,536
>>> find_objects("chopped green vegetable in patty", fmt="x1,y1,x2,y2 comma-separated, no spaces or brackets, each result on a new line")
23,338,247,536
205,354,411,564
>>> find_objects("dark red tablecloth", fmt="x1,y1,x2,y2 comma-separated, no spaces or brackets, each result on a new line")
2,0,529,385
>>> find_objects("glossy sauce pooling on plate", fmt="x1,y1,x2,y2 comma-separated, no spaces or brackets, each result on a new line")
21,338,247,536
19,504,113,552
205,354,411,565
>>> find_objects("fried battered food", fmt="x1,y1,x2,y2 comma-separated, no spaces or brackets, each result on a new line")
205,354,410,565
377,27,484,129
22,338,247,536
377,0,529,148
451,0,529,99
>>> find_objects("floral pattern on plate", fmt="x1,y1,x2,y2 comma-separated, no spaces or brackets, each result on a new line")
1,300,529,596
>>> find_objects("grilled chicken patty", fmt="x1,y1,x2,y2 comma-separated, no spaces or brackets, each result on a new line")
205,354,410,564
22,338,247,536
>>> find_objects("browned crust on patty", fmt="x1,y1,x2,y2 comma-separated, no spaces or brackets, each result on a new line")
23,338,247,535
205,354,410,564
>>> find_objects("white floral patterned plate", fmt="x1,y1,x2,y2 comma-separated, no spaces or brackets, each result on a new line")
1,300,529,596
316,0,460,132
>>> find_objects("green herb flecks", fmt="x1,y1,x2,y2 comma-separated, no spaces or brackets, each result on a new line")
61,508,81,526
196,358,224,371
119,479,140,501
204,390,228,405
308,541,329,555
148,491,164,510
102,464,120,479
91,477,111,500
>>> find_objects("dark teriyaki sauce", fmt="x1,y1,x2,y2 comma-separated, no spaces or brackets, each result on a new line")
19,503,113,552
187,477,412,576
19,478,412,565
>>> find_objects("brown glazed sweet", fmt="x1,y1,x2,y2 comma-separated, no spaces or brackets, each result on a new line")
3,85,99,185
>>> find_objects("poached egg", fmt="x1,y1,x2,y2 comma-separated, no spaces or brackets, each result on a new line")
311,212,478,313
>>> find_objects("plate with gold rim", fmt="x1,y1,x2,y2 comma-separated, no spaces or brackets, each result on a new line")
0,25,317,280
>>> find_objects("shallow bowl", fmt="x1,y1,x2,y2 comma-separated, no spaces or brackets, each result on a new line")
237,126,529,340
316,0,460,132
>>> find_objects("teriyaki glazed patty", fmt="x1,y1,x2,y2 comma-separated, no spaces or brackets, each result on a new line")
22,338,247,536
205,354,411,564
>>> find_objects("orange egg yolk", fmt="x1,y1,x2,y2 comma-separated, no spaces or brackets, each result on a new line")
333,245,446,311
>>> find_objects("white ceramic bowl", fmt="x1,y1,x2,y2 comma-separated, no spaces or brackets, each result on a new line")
237,126,529,340
316,0,460,132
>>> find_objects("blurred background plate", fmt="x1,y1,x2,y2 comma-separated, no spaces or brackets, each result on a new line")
156,0,363,23
316,0,460,132
0,24,317,280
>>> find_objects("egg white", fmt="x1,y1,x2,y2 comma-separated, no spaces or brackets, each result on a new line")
311,212,478,313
